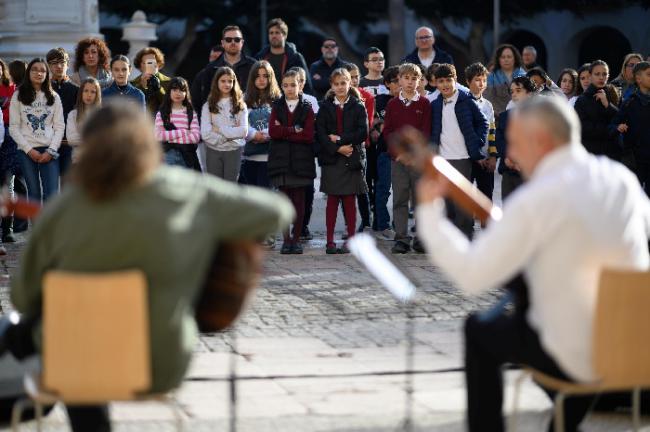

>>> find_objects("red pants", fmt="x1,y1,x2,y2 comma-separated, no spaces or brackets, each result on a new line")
279,186,305,244
326,194,356,244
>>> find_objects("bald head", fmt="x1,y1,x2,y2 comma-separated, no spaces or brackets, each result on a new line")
415,27,435,52
506,96,581,178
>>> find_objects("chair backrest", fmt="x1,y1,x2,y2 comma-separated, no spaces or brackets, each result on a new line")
42,270,151,403
594,269,650,388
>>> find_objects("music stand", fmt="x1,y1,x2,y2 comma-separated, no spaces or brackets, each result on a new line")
348,233,418,432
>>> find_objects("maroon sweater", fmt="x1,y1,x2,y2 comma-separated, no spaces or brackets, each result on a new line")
382,96,432,159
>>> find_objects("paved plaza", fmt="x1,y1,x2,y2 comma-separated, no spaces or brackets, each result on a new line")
0,188,648,431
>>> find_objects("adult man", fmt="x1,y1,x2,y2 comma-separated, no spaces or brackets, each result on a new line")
416,97,650,432
522,46,539,71
401,27,453,68
191,25,256,111
255,18,313,95
309,37,349,100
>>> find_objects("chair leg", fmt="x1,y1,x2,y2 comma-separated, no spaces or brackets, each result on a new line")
633,387,641,432
508,371,529,432
11,398,31,432
554,392,566,432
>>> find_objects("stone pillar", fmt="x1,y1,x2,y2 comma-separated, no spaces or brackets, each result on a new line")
121,10,157,64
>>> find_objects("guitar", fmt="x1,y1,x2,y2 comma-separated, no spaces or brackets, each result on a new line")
388,125,503,224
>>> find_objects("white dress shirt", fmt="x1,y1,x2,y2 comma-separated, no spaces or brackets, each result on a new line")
439,90,469,160
417,144,650,381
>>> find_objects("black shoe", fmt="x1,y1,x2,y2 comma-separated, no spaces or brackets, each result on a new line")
2,232,16,243
280,243,292,254
391,241,410,254
12,219,28,233
342,232,349,240
326,243,338,254
291,243,304,254
0,314,19,357
300,229,313,241
338,244,350,254
412,239,425,254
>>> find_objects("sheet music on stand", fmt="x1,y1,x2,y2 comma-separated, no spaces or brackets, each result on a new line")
348,233,417,431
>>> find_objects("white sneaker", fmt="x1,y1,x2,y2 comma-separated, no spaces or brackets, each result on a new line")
374,228,396,241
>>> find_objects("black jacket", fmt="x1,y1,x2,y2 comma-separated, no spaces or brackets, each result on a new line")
255,42,314,95
610,90,650,159
401,47,454,66
191,54,256,114
267,96,316,179
316,96,368,166
309,57,349,100
575,84,620,159
51,79,78,140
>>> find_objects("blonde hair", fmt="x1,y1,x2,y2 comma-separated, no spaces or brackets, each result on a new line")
398,63,422,79
73,102,161,202
207,66,245,114
324,68,361,100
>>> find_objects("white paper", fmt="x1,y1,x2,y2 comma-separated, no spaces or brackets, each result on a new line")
348,234,416,303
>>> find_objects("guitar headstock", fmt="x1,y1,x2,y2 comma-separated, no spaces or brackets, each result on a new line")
388,126,435,173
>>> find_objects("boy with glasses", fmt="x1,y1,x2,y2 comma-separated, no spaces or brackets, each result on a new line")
360,47,388,96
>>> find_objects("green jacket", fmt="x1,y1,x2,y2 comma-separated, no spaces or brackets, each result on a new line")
11,166,293,392
131,72,172,116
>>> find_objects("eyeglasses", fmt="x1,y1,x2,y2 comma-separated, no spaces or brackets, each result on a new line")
626,63,640,68
416,35,433,41
224,37,243,43
368,57,385,63
323,44,337,49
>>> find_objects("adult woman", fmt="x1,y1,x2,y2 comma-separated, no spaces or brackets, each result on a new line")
131,47,171,116
101,55,145,108
3,102,292,431
611,53,644,102
574,60,621,160
557,68,578,100
484,44,526,116
70,37,112,89
9,58,65,203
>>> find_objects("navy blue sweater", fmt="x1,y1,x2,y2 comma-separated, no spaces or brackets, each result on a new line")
102,82,145,109
610,90,650,159
401,47,454,66
431,90,488,161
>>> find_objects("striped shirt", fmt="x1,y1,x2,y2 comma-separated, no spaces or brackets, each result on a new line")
474,95,497,156
154,108,201,144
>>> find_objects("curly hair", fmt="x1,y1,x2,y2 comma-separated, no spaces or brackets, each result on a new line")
491,44,523,72
74,37,110,72
207,67,245,115
133,47,165,71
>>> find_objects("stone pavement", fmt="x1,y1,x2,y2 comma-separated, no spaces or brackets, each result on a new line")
1,190,648,431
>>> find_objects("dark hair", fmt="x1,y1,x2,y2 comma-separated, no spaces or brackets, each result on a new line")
633,61,650,76
110,55,131,69
222,25,242,38
510,76,536,93
46,47,69,64
464,62,489,83
434,64,457,80
526,67,552,87
207,66,245,114
576,63,591,96
322,36,337,46
75,102,161,202
0,59,10,87
133,47,165,71
425,63,441,81
159,77,194,127
267,18,288,36
556,68,578,96
364,47,383,62
491,44,523,71
8,60,27,86
245,60,281,107
17,58,56,106
589,60,609,74
74,37,111,72
382,66,399,85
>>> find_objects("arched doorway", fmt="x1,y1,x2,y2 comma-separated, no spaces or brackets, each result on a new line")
578,26,631,75
504,30,547,71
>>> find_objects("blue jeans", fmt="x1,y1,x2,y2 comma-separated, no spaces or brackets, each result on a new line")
19,148,60,203
59,144,73,179
374,152,392,231
164,148,186,168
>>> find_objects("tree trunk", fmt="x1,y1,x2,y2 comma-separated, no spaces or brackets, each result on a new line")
388,0,406,65
165,14,200,74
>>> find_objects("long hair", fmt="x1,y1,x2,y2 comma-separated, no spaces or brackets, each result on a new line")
615,53,644,82
74,102,161,202
557,68,578,98
245,61,281,108
74,37,111,72
491,44,523,71
0,59,10,87
159,77,194,124
324,68,361,101
207,67,245,115
17,58,56,106
576,63,591,96
74,77,102,124
8,60,26,87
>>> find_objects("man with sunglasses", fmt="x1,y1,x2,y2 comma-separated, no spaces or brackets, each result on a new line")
401,27,454,68
309,37,350,100
191,25,256,111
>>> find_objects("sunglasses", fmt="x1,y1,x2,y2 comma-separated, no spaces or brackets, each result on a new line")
224,37,243,43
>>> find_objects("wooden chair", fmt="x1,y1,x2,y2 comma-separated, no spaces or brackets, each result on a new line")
509,269,650,432
11,270,184,431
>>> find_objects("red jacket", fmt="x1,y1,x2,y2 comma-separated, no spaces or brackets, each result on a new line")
358,87,375,147
0,83,16,125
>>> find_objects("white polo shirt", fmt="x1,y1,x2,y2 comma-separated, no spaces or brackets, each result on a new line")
439,90,469,160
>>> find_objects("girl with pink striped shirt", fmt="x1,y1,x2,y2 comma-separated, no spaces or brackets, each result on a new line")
154,77,201,170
